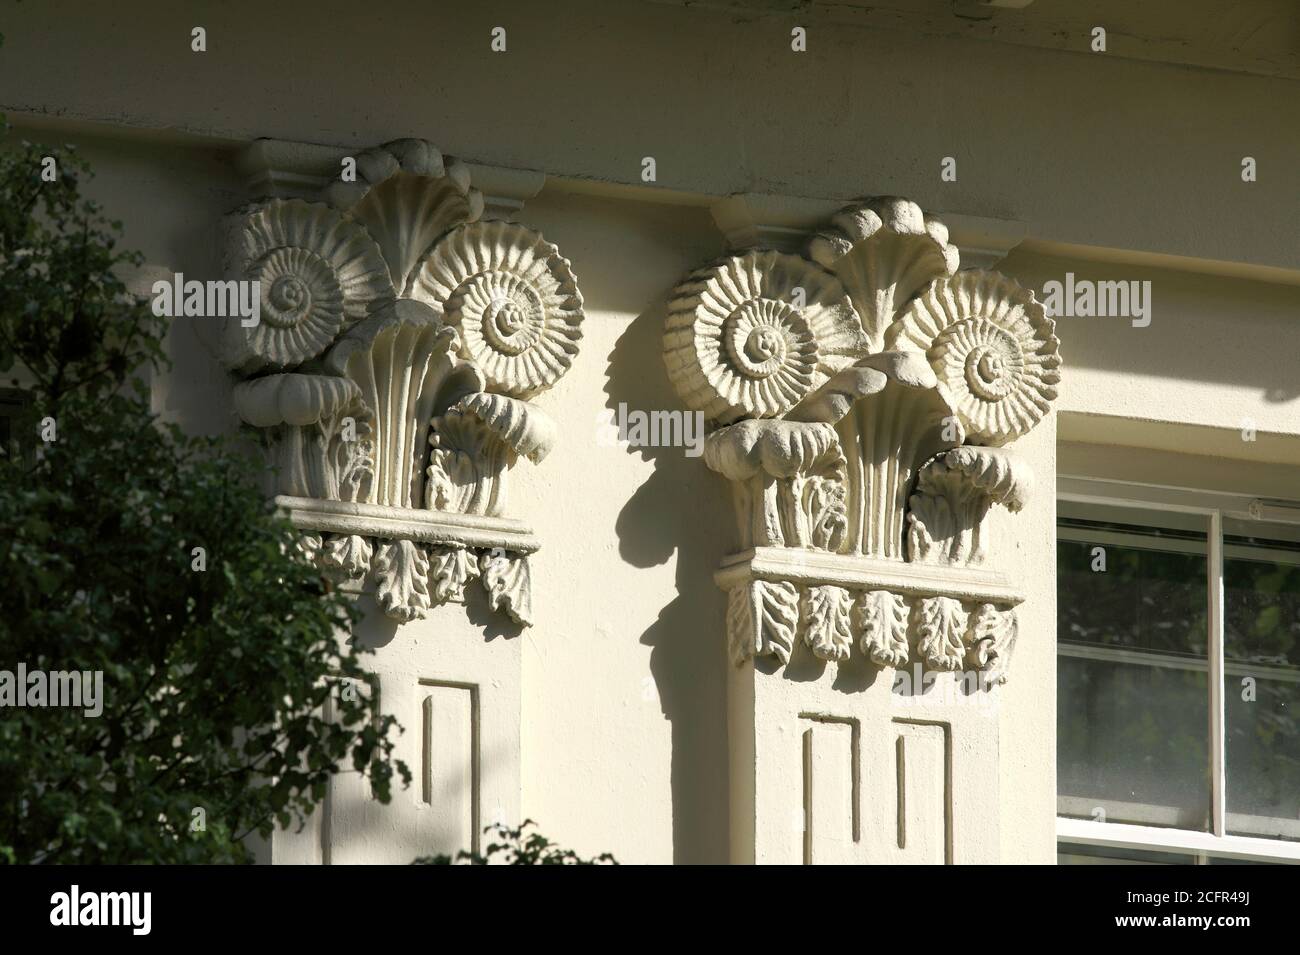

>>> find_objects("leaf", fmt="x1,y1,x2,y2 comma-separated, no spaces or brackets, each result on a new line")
478,551,532,625
857,589,910,667
801,584,854,662
915,596,968,671
726,578,799,664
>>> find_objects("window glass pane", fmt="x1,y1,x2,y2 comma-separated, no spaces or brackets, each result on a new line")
1057,841,1194,865
1057,501,1210,830
1223,516,1300,842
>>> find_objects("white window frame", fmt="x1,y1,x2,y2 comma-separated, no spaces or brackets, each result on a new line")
1056,474,1300,865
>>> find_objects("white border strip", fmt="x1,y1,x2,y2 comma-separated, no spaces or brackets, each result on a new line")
1058,817,1300,863
1208,509,1227,837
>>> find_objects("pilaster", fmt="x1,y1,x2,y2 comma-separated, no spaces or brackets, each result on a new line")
664,195,1060,863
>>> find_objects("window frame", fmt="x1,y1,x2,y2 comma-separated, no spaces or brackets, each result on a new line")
1056,474,1300,865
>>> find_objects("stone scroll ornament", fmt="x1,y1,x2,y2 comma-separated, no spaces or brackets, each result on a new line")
665,199,1060,680
219,140,583,625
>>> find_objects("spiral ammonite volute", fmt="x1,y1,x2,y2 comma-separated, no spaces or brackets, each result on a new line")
255,248,340,331
412,220,584,399
726,298,809,380
887,270,1061,446
233,199,393,370
664,250,866,424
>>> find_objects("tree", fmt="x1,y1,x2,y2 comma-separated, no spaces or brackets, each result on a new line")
0,122,409,864
412,821,617,865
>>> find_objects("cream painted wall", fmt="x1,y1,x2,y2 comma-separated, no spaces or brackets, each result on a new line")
509,194,734,863
1004,252,1300,448
2,0,1295,272
4,0,1293,865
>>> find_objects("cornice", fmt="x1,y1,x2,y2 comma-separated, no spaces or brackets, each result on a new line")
221,134,1300,288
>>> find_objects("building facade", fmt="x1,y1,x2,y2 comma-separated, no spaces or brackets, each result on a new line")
4,0,1297,864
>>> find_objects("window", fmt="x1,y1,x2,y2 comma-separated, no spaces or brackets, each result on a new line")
1055,477,1300,864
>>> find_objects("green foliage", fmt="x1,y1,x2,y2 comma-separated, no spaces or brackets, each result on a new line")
0,123,409,864
412,820,617,865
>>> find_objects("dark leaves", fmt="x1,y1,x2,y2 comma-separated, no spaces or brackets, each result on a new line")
0,121,409,865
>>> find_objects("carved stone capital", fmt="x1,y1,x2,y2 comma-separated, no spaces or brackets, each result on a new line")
220,139,583,626
665,196,1061,684
715,548,1025,670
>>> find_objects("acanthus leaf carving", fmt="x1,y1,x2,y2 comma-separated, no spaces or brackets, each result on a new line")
296,532,324,565
914,595,969,672
801,584,855,662
427,403,509,516
857,589,910,668
968,602,1018,685
726,578,800,665
318,533,373,583
455,392,557,464
427,394,557,518
479,551,533,626
373,538,432,623
234,373,373,500
429,545,480,603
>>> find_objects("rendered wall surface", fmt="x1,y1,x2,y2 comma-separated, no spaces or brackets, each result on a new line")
3,0,1295,865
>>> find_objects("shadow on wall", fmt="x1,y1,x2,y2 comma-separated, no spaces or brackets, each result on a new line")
322,731,517,865
774,625,884,695
604,296,733,864
347,588,523,653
